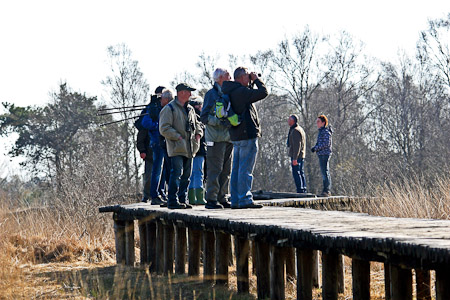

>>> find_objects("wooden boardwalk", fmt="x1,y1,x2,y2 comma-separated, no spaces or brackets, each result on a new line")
100,202,450,300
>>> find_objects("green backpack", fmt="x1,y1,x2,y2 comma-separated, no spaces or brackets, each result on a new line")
215,92,241,126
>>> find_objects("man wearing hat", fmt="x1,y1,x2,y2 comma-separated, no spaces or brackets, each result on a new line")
287,114,307,193
159,83,203,209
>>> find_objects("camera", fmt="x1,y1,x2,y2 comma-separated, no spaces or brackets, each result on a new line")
249,73,262,80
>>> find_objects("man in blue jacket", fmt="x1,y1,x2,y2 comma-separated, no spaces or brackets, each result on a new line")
141,87,173,205
222,67,268,209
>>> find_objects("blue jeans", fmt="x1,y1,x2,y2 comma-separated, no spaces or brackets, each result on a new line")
189,155,204,189
150,143,166,199
292,158,307,193
230,138,258,207
168,155,193,206
318,155,331,193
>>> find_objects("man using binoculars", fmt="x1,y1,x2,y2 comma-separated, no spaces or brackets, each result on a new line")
222,67,268,209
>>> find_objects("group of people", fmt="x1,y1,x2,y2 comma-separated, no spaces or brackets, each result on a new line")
136,66,333,210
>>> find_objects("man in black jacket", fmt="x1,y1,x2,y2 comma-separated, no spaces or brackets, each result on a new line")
222,67,268,209
136,120,153,203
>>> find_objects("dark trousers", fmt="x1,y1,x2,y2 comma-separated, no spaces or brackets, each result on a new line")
318,154,331,193
205,142,233,203
143,159,153,199
292,158,307,193
168,155,193,206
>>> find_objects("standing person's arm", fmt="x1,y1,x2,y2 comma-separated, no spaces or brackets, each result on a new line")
200,91,221,126
136,129,148,159
290,130,301,165
142,114,159,131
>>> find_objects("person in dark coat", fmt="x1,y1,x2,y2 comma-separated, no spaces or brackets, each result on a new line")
311,114,333,197
287,114,307,193
136,125,153,202
222,67,268,209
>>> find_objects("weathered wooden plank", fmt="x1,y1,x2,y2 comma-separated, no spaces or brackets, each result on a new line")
203,230,215,283
146,220,156,271
285,247,296,280
270,245,285,300
113,220,126,264
384,263,391,300
297,248,313,300
138,220,147,265
436,266,450,300
163,222,174,275
312,250,320,288
216,231,230,286
175,224,186,275
155,220,164,274
124,220,135,266
188,228,201,277
255,240,270,299
352,258,370,300
337,254,345,293
390,265,412,300
235,236,250,294
322,251,339,300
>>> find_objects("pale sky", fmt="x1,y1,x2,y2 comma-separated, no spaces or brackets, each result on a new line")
1,0,449,177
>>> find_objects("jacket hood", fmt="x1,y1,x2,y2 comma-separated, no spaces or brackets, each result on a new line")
320,126,333,134
221,81,242,95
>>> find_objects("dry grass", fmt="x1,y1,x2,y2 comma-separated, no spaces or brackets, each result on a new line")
1,176,448,299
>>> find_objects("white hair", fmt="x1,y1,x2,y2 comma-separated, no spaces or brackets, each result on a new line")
213,68,228,83
161,88,174,101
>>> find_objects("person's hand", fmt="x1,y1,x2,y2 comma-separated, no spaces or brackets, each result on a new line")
195,134,201,141
292,160,298,166
311,147,315,153
140,153,146,160
250,72,259,81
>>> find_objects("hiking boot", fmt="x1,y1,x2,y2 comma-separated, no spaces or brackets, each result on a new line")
159,202,168,208
219,201,232,208
151,197,166,205
205,201,224,209
233,202,263,209
318,192,331,197
141,197,149,203
167,202,187,209
195,188,206,205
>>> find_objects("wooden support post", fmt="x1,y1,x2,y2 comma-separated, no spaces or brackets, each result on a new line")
188,228,201,277
270,245,285,300
203,231,215,283
384,263,391,300
285,247,296,280
113,220,126,264
337,254,345,293
155,220,164,274
175,225,187,275
322,251,339,300
251,241,257,275
312,250,320,288
215,231,230,286
297,248,313,300
146,220,156,271
235,236,250,294
124,220,135,266
390,265,412,300
352,258,370,300
415,269,431,300
163,222,174,275
138,220,147,265
255,240,270,299
436,267,450,300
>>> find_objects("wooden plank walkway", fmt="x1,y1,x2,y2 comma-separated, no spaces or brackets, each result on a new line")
99,203,450,300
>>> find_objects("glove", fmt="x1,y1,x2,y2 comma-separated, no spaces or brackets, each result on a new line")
311,147,315,153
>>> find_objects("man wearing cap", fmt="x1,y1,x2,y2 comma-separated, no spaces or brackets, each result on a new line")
159,83,203,209
287,114,307,193
141,86,171,205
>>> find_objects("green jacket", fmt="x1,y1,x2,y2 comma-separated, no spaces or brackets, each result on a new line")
159,98,203,158
200,83,231,143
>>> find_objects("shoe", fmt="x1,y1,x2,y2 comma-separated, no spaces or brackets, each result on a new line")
195,188,206,205
141,198,149,203
184,203,193,209
160,202,168,207
238,202,263,209
151,197,166,205
188,189,196,205
167,202,187,209
219,201,231,208
205,201,224,209
318,192,331,197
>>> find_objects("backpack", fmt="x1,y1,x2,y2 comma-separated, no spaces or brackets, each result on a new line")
214,91,241,126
